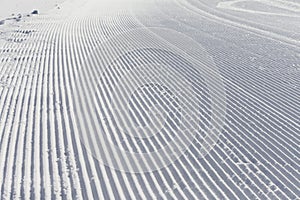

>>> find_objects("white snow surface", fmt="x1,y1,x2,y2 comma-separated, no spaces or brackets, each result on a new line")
0,0,66,20
0,0,299,199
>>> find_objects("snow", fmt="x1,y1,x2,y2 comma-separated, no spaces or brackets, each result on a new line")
1,0,66,20
0,0,299,199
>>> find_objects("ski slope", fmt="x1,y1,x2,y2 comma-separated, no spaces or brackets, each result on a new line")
0,0,299,199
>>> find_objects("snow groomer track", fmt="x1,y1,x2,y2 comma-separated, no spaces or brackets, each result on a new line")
0,0,299,199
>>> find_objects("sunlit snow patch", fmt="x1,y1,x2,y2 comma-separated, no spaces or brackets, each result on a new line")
217,0,300,17
73,27,227,173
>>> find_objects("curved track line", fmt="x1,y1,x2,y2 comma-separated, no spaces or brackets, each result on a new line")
217,0,300,17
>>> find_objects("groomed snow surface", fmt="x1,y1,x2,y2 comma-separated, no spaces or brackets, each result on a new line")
0,0,299,199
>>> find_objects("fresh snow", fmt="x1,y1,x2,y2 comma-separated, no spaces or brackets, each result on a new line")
0,0,299,199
